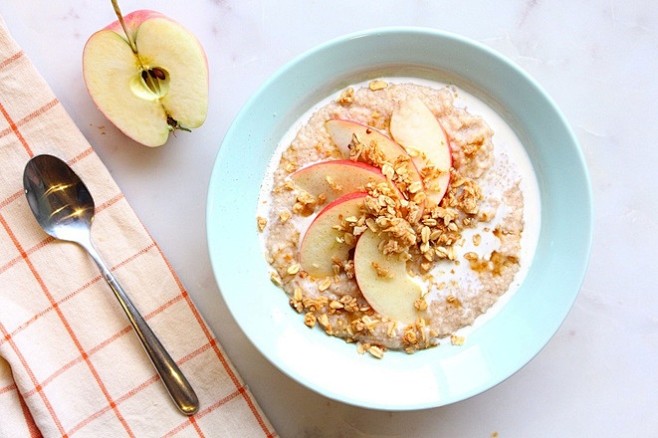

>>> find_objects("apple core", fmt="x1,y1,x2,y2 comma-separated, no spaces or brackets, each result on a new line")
130,66,170,101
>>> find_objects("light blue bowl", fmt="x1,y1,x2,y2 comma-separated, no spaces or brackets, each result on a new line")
207,27,592,410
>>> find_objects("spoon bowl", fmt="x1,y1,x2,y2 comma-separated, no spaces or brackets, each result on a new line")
23,154,199,416
24,155,94,242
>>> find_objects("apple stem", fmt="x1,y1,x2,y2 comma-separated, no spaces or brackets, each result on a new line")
167,116,191,133
111,0,138,54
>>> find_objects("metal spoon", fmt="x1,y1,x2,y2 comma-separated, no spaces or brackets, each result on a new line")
23,154,199,416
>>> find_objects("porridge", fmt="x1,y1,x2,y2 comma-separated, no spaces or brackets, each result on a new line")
258,80,537,357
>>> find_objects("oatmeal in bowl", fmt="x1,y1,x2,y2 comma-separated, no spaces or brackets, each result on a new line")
208,28,590,409
258,79,537,357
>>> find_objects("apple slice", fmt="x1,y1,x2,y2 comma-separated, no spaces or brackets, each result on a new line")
290,160,386,203
390,97,452,206
83,6,208,147
354,229,424,324
326,119,419,173
300,192,366,278
325,119,425,219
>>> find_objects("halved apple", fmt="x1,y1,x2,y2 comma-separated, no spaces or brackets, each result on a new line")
83,8,208,147
325,118,425,219
290,160,386,203
390,97,452,206
354,229,423,324
299,192,366,278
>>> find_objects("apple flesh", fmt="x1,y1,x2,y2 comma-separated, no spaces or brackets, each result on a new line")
326,119,421,182
325,119,425,218
83,9,208,147
290,160,386,203
353,229,423,324
390,97,452,206
299,192,366,278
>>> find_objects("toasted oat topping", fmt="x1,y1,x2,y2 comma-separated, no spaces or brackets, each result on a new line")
293,191,318,216
318,277,332,292
371,261,392,278
257,216,267,232
450,334,465,346
270,271,283,287
467,250,519,276
446,295,462,308
414,297,428,311
317,313,330,328
368,80,388,91
368,345,385,359
286,263,301,275
403,326,418,346
337,87,354,106
304,312,317,328
279,210,292,224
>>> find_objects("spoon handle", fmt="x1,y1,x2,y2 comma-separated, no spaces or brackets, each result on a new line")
84,241,199,416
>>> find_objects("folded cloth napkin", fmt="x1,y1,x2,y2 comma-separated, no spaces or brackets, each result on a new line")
0,17,275,438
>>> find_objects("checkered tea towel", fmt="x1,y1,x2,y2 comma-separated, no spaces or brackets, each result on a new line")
0,16,275,438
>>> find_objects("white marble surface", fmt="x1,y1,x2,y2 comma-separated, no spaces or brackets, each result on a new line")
1,1,656,436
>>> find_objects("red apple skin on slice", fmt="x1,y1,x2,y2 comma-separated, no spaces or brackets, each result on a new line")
300,192,367,278
325,118,425,219
354,229,423,325
290,160,386,203
390,97,452,207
